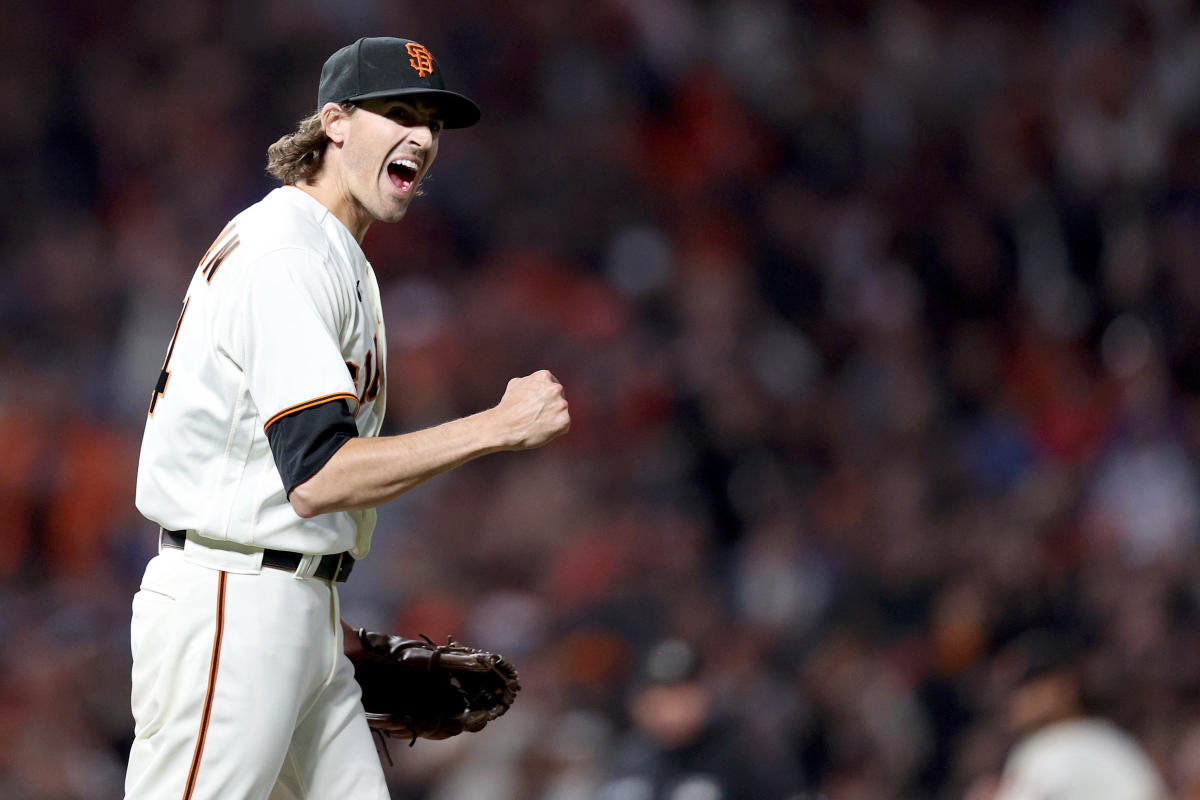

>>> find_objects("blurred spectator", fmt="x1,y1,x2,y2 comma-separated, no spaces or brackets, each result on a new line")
597,638,804,800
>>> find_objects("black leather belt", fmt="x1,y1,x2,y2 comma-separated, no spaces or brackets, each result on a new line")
160,529,355,583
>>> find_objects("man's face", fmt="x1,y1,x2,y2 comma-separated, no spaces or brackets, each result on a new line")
335,97,442,226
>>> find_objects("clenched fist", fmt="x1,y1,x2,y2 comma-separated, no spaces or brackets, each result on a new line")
493,370,571,450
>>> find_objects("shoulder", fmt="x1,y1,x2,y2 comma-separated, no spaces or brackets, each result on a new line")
1022,719,1142,755
211,190,345,294
1006,719,1164,789
233,187,335,259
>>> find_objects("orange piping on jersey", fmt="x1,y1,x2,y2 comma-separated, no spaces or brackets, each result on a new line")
182,570,227,800
262,392,358,431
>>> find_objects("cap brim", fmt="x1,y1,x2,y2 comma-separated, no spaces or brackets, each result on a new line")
344,87,481,129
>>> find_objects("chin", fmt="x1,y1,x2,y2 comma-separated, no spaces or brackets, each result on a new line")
379,199,412,223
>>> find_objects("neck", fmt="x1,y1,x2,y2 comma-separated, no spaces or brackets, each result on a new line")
295,173,371,242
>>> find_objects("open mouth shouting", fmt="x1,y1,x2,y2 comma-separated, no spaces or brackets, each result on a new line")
387,157,420,194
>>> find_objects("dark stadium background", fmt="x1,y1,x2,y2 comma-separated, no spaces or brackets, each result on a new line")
3,1,1200,797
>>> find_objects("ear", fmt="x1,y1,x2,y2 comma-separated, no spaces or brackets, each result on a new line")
320,102,352,145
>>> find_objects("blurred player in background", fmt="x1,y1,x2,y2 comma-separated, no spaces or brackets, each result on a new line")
968,630,1170,800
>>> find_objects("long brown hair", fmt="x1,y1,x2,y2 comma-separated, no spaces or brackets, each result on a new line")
265,103,354,185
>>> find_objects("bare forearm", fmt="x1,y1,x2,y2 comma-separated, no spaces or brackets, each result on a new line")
290,369,569,518
290,408,508,517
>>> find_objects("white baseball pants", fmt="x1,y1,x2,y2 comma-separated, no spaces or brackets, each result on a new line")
124,545,389,800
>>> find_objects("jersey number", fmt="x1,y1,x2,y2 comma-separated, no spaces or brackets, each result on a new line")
148,298,189,416
148,225,240,415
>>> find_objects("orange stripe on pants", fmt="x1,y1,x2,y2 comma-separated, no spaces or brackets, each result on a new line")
182,571,227,800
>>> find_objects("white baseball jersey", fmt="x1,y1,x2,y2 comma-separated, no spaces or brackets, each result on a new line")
135,186,387,558
996,719,1170,800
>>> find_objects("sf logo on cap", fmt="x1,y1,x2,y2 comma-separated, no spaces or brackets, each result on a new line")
406,43,434,77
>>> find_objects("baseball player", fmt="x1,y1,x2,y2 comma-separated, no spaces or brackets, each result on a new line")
973,630,1170,800
125,37,570,800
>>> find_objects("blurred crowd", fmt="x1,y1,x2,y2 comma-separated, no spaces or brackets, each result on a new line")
3,0,1200,798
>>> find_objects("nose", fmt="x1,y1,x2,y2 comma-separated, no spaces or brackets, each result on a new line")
406,123,435,147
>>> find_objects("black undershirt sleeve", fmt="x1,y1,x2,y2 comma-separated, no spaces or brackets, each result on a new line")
265,398,358,495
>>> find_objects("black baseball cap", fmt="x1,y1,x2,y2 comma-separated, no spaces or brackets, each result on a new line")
1005,628,1086,685
317,37,481,129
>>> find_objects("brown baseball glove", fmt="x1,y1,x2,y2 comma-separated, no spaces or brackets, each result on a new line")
351,630,521,747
